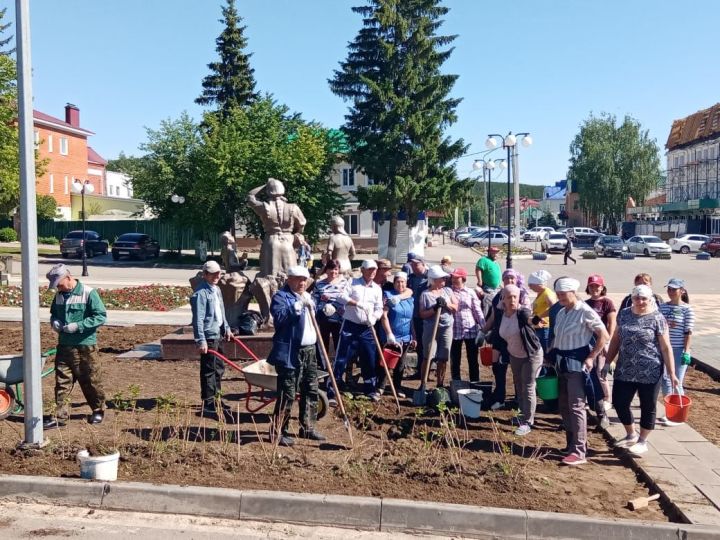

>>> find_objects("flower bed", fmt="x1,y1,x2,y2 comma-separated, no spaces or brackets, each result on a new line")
0,285,192,312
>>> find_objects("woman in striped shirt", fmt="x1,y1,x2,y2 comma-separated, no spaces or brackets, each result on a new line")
658,278,695,425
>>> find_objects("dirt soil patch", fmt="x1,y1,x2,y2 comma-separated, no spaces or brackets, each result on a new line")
683,366,720,445
0,322,669,522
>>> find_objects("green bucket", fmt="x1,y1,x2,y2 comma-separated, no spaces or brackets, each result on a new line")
536,373,559,401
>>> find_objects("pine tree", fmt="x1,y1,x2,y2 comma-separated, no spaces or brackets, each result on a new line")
196,0,257,113
0,7,15,55
330,0,466,261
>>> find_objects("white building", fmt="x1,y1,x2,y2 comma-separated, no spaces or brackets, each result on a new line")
329,160,376,238
540,180,568,222
105,170,134,199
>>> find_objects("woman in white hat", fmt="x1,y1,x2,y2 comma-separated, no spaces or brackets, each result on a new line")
419,265,458,388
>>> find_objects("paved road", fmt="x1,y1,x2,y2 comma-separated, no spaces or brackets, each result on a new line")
0,500,450,540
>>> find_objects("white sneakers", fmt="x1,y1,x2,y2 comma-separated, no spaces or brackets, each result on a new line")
628,441,649,456
657,416,684,427
615,433,639,448
515,424,531,436
490,401,504,411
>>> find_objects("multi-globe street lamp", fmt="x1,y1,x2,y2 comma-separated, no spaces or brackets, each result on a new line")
485,132,532,268
71,180,95,277
472,158,507,252
171,194,185,254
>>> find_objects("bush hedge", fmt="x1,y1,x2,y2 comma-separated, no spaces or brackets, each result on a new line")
38,236,59,245
0,227,17,242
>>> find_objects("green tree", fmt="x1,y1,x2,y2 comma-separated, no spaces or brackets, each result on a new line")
197,97,345,243
106,151,151,179
0,54,18,216
330,0,466,261
567,113,661,233
196,0,257,114
36,194,58,220
0,7,14,55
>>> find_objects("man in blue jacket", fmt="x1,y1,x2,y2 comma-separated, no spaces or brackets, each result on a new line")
191,260,232,418
268,265,326,447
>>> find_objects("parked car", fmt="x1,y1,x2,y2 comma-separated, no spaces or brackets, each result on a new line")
540,232,569,253
625,235,672,256
594,235,627,257
522,226,555,241
699,236,720,257
454,226,485,242
111,233,161,261
466,231,513,248
60,230,109,259
669,234,710,254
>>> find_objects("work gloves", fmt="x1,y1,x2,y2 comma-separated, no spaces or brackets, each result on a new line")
386,333,398,344
434,296,447,311
62,322,79,334
322,303,337,317
387,295,401,306
51,320,63,334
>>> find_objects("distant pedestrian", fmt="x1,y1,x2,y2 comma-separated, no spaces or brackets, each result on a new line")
657,278,695,426
607,285,678,455
563,234,576,265
44,264,107,429
191,260,233,419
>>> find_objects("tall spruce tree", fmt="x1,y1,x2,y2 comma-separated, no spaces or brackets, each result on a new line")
330,0,466,261
196,0,257,113
0,7,15,55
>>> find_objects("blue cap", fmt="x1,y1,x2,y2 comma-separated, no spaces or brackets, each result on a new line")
666,278,685,289
407,252,418,261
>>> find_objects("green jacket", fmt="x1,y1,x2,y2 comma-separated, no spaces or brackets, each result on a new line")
50,280,107,346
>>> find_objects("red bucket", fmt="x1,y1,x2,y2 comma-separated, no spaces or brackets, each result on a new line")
664,393,692,423
480,346,494,366
380,344,402,369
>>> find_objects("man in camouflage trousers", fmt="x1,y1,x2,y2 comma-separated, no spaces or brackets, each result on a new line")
44,264,107,429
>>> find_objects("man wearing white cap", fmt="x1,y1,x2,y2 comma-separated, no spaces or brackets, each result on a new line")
191,260,233,418
549,277,609,466
267,265,325,446
43,264,107,429
329,259,384,403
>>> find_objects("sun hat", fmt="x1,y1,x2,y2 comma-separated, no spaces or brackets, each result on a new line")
451,267,468,279
666,278,685,289
394,271,408,281
554,277,580,292
587,274,605,286
361,259,378,270
46,264,70,289
427,265,449,280
631,284,653,298
287,265,310,278
202,260,221,273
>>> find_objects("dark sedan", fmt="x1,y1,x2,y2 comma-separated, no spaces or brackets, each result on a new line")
111,233,161,261
593,235,627,257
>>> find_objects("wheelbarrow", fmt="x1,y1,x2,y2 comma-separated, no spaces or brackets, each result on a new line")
0,348,56,420
206,349,330,420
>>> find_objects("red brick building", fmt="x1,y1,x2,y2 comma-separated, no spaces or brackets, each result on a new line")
33,104,106,219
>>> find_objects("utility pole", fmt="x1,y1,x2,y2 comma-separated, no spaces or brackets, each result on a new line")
16,0,44,448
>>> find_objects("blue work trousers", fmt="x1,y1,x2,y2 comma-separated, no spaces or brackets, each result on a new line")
327,320,377,398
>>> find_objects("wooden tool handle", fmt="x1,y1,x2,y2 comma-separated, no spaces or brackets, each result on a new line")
421,308,443,387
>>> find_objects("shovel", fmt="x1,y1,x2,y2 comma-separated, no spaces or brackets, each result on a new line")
307,306,354,447
369,325,401,414
413,309,442,407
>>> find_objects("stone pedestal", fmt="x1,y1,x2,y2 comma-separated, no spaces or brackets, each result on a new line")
160,327,273,361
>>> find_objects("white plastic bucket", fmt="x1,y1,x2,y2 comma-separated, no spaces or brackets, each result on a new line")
77,449,120,481
457,389,483,419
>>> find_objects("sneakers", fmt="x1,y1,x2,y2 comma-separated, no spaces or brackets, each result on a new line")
88,410,104,425
597,414,610,430
43,417,66,430
615,433,639,448
657,416,684,427
396,392,406,399
299,427,327,441
369,392,381,402
603,401,613,412
515,424,532,436
276,435,295,447
328,398,338,408
490,401,504,411
561,454,587,466
628,441,648,456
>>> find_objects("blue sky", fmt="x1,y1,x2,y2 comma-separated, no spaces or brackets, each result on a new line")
4,0,720,186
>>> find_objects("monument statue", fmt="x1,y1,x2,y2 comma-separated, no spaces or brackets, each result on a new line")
325,216,356,273
247,178,306,278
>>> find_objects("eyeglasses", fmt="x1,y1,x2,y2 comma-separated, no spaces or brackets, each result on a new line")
632,296,650,301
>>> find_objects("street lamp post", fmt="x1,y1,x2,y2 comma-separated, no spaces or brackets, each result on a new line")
72,180,95,277
485,132,532,268
171,194,185,255
473,158,507,252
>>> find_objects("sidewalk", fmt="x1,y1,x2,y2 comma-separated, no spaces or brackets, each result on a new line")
0,305,191,327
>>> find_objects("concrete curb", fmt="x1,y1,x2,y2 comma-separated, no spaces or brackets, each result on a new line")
1,474,717,539
692,355,720,381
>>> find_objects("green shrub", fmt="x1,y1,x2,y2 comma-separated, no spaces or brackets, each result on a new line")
0,227,17,242
38,236,59,245
581,251,597,259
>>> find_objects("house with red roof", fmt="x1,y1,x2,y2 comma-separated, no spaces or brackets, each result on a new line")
33,103,106,219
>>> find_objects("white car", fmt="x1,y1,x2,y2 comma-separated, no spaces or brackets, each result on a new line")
467,231,513,248
668,234,710,254
540,233,569,253
522,226,555,241
626,235,672,256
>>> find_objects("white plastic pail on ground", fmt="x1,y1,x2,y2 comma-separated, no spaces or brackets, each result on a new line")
77,449,120,481
457,389,483,419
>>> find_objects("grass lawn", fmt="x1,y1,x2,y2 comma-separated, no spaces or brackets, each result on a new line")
0,246,60,256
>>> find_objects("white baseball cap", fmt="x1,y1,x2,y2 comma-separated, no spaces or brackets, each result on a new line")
202,260,221,273
361,259,378,270
427,265,449,280
287,265,310,278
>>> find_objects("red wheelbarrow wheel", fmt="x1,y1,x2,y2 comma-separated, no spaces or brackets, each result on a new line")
0,386,16,420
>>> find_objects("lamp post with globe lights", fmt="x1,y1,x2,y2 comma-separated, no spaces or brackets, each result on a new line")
472,158,507,252
485,132,532,268
170,194,185,254
72,180,95,276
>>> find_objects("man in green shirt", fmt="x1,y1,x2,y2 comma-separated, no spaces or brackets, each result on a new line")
474,246,502,316
44,264,107,429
